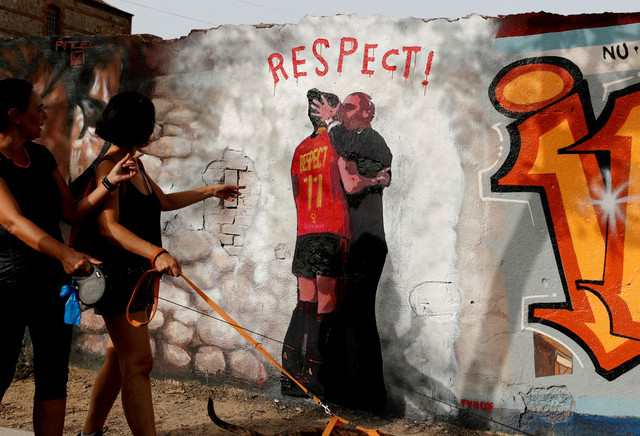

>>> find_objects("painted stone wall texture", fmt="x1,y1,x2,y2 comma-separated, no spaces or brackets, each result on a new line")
5,11,640,434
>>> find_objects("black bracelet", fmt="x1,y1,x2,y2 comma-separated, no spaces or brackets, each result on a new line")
102,176,118,192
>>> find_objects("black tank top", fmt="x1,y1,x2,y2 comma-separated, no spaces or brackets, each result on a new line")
93,160,162,268
0,142,65,283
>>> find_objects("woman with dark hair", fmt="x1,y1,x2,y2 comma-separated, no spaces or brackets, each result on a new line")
79,91,244,436
0,78,138,436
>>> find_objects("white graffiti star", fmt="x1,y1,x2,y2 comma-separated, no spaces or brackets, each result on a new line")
589,169,637,234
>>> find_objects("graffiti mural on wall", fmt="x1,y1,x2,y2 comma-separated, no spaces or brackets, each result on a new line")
0,37,134,183
490,56,640,380
0,36,205,187
281,88,392,410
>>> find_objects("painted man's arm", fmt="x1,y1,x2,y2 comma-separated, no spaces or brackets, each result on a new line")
338,156,390,194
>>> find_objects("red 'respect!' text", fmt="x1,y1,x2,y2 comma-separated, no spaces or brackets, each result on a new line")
267,37,434,86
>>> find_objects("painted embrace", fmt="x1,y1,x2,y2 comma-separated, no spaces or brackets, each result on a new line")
282,89,392,411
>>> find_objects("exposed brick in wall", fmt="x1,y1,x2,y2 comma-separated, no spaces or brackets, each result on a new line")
0,7,44,37
0,0,130,38
204,150,257,257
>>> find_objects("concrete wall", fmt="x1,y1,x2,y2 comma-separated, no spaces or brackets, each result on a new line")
3,11,640,434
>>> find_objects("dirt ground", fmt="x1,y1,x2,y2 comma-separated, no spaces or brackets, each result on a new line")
0,367,504,435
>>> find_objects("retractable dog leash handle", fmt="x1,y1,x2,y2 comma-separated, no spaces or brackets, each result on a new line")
74,264,108,307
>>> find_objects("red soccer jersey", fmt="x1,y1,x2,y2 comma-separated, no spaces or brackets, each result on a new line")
291,129,349,237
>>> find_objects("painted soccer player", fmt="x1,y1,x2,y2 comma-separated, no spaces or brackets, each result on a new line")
282,89,348,399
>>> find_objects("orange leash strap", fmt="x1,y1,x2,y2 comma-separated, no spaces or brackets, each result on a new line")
322,415,345,436
129,270,384,435
178,273,325,406
126,269,160,327
321,416,382,436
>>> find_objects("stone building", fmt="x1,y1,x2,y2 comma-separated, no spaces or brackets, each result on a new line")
0,0,131,39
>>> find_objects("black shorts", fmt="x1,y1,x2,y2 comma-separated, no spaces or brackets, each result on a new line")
93,265,156,317
292,233,347,279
